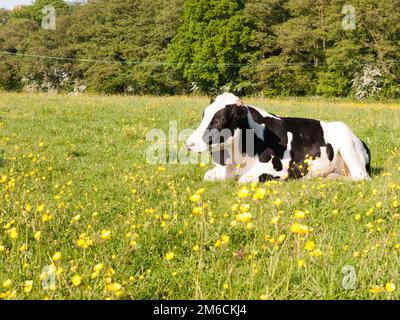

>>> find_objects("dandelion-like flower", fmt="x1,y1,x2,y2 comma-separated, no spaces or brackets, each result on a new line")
237,187,249,199
291,223,309,235
165,251,174,261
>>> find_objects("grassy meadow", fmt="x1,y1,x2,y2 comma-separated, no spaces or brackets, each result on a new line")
0,93,399,300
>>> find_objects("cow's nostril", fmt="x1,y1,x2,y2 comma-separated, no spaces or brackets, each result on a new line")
186,141,195,149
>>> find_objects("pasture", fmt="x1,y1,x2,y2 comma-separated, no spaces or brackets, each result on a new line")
0,93,399,300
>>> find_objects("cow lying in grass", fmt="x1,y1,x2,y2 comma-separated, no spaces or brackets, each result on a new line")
185,93,371,183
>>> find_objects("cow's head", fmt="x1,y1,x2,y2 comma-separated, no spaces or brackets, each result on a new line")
186,92,249,152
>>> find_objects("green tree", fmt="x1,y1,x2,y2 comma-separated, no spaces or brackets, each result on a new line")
67,0,183,94
168,0,252,94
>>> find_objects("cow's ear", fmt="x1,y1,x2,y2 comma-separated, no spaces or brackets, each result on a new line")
236,99,244,107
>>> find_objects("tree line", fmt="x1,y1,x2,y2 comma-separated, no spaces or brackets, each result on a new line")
0,0,399,98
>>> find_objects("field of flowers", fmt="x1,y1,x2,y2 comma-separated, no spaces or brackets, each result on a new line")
0,93,399,300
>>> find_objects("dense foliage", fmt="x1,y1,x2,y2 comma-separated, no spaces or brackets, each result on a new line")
0,0,399,98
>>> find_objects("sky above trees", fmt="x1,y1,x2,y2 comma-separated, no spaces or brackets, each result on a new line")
1,1,34,9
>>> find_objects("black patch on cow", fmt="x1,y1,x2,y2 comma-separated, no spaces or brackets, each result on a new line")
259,174,280,182
258,150,272,163
272,156,283,171
326,143,334,161
361,140,371,174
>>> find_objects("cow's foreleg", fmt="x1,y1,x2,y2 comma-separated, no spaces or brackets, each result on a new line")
238,160,282,184
204,164,235,181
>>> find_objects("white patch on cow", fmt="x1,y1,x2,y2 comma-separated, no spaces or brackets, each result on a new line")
247,112,265,141
249,105,281,120
306,146,335,178
204,164,228,181
280,132,293,179
321,121,370,181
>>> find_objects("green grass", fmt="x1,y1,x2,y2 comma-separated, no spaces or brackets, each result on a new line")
0,93,399,300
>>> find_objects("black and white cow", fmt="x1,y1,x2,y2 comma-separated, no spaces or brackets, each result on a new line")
185,93,371,183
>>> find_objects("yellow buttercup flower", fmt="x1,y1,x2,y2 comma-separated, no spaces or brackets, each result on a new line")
24,280,33,293
253,188,266,200
369,285,383,294
2,279,12,288
165,251,174,261
273,198,283,207
9,228,18,240
309,249,322,257
37,204,45,213
71,275,82,286
270,216,280,224
34,231,41,241
305,241,315,251
235,212,252,223
291,223,309,235
107,282,122,293
192,207,202,215
52,251,62,261
237,187,249,199
196,188,205,195
221,235,230,244
100,229,112,240
298,259,305,268
190,194,201,202
56,267,63,276
94,263,104,272
294,210,306,219
278,234,286,243
385,282,396,292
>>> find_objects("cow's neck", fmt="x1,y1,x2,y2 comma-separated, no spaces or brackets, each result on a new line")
244,107,286,159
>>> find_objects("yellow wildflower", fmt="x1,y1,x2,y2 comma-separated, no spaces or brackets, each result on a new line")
34,231,41,241
24,280,33,293
273,198,283,206
71,275,82,286
298,259,305,268
237,187,249,199
385,282,396,292
2,279,12,288
235,212,252,223
253,188,266,200
305,241,315,251
165,251,174,261
294,210,306,219
291,223,309,235
52,251,62,261
369,285,383,294
190,194,201,202
100,229,112,241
